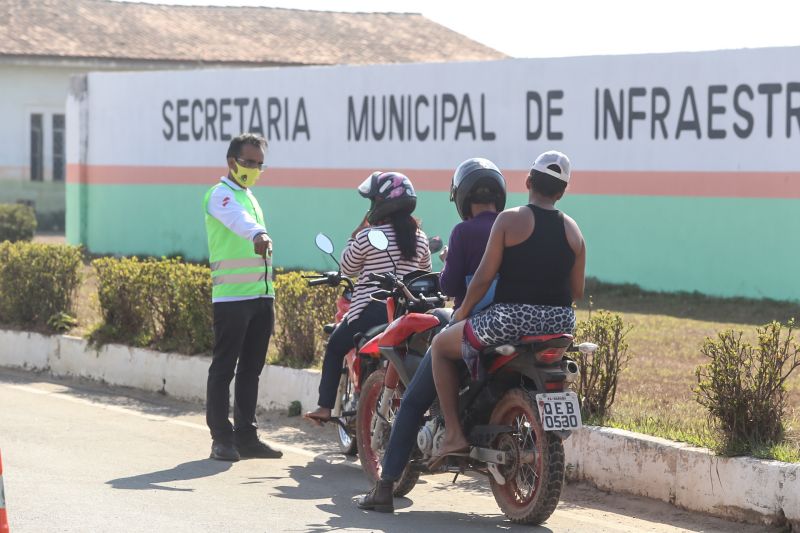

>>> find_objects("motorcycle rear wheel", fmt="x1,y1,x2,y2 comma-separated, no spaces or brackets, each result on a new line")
356,368,420,497
488,388,565,525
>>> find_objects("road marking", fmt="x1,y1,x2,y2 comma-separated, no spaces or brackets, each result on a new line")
4,382,357,469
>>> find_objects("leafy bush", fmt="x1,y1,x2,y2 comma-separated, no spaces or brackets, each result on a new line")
0,242,82,330
0,204,37,242
92,257,212,354
694,320,800,455
272,270,339,368
35,210,65,233
573,310,632,419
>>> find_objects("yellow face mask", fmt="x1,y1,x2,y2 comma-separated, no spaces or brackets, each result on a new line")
231,161,263,188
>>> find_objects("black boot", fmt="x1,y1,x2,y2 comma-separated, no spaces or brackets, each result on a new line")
210,440,240,462
354,479,394,512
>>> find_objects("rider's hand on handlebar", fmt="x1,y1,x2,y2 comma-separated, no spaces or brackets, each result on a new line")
439,245,448,262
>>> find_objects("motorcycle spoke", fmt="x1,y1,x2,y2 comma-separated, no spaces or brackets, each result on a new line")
511,413,539,502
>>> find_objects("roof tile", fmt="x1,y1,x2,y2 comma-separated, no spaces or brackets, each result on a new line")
0,0,506,64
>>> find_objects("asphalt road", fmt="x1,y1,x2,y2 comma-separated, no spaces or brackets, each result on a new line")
0,368,775,533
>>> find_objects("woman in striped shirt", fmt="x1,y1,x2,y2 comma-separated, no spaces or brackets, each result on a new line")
305,172,432,425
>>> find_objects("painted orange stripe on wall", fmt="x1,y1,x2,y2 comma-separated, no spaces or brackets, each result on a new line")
65,164,800,199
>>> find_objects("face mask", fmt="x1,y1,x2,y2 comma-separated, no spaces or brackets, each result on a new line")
231,161,262,188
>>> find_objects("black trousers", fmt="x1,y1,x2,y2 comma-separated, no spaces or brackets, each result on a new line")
207,297,274,443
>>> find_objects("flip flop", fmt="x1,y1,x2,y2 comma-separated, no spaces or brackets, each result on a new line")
303,411,331,427
426,446,470,470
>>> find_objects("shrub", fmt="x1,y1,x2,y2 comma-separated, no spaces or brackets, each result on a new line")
0,204,37,242
694,320,800,455
572,310,632,419
92,256,212,354
272,270,339,368
35,210,65,233
0,242,82,330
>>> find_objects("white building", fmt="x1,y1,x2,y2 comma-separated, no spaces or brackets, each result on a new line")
0,0,504,229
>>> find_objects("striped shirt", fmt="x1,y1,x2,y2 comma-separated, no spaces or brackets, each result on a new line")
341,224,432,320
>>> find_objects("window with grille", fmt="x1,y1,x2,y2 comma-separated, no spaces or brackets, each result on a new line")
53,114,65,182
30,114,43,181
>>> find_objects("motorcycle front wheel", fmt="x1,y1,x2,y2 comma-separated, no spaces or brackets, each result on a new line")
335,369,358,456
356,368,420,497
488,388,565,525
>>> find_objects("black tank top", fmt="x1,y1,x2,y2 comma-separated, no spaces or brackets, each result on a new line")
494,205,575,307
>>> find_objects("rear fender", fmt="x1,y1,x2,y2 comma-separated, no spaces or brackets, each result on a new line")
501,352,566,392
359,333,383,357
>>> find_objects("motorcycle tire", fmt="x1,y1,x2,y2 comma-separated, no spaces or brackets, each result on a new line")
356,368,420,497
336,372,358,456
487,388,565,525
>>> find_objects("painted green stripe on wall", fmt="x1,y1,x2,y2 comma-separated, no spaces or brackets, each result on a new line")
66,184,800,301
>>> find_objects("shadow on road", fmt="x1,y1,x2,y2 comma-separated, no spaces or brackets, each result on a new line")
270,458,553,532
106,459,232,491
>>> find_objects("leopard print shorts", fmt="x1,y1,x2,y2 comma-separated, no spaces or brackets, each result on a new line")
462,303,575,380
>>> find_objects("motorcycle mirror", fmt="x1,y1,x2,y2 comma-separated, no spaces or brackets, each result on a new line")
315,233,335,254
367,229,389,251
428,236,443,254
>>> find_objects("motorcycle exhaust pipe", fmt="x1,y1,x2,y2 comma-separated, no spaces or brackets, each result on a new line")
561,358,580,384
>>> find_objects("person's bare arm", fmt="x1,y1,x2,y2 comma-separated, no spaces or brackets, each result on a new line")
453,212,509,321
564,214,586,300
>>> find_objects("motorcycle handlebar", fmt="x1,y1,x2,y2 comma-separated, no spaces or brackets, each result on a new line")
307,278,329,287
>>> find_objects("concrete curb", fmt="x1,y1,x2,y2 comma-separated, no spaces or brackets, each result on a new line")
0,328,797,528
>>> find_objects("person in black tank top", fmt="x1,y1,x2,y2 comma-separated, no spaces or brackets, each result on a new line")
427,151,587,468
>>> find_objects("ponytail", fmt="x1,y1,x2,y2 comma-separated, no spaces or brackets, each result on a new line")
390,213,419,260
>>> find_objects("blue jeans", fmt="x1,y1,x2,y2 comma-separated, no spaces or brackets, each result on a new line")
380,349,437,482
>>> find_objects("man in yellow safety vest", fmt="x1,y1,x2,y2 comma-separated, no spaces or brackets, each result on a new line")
202,133,281,462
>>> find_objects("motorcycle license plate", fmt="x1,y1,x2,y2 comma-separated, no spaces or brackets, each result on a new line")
535,392,582,431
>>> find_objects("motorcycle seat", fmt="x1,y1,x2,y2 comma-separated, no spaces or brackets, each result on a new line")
323,323,336,334
480,333,573,357
353,323,388,347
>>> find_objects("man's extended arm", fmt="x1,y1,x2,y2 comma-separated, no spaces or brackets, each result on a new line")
206,187,267,241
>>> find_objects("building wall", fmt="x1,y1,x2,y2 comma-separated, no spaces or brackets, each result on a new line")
67,50,800,301
0,64,80,215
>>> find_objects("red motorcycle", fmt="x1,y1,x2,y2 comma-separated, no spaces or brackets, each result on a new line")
356,229,596,525
306,233,388,455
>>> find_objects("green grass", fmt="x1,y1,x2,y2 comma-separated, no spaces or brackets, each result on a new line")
576,279,800,463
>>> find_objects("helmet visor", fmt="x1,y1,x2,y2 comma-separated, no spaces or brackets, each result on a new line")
358,172,382,198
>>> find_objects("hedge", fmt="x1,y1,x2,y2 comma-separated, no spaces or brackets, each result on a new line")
91,259,339,360
0,203,37,242
0,242,82,330
92,256,213,354
272,270,339,368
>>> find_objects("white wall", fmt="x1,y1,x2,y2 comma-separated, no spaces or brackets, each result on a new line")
0,64,80,182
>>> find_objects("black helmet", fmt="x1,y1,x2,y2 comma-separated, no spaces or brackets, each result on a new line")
450,158,506,220
358,171,417,224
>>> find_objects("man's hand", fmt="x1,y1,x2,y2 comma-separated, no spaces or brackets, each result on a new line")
253,233,272,258
452,307,468,323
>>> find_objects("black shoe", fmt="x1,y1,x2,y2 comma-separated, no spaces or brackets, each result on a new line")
354,479,394,512
210,440,240,462
236,438,283,459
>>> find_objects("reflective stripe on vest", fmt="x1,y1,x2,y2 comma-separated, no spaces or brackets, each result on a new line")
210,257,270,271
212,272,267,286
203,182,275,300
